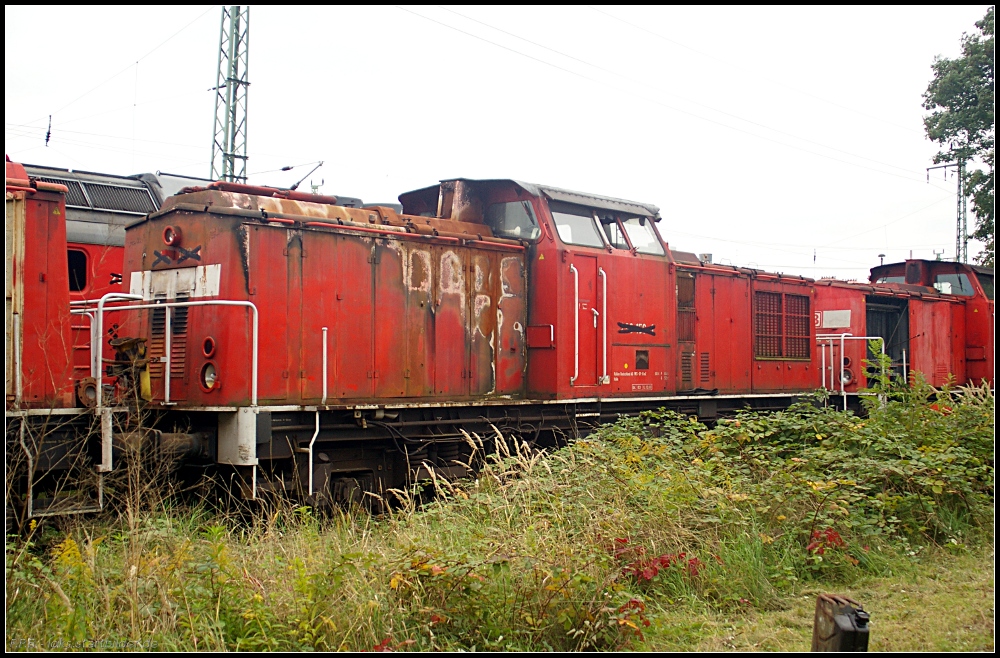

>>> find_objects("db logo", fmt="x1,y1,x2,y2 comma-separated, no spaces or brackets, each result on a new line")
814,311,821,328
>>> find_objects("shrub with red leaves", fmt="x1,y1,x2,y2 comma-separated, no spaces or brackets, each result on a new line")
806,528,846,556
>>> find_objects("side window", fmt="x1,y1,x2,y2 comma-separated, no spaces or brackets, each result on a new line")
933,273,975,296
621,216,665,256
977,274,994,300
68,249,87,292
599,215,629,250
876,275,906,284
484,200,541,240
551,206,606,248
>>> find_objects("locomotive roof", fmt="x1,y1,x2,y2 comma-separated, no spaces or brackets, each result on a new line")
400,178,661,220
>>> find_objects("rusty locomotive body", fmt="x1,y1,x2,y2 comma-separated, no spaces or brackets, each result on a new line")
6,160,994,517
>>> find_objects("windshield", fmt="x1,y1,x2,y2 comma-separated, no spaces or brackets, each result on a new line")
976,273,994,300
552,210,605,248
933,273,976,296
621,216,665,255
484,200,541,240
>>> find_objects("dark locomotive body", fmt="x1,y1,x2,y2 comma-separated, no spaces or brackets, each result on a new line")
6,160,995,518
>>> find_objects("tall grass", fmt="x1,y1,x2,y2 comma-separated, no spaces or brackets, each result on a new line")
5,381,993,651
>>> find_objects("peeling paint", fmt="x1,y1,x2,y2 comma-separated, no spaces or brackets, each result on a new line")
439,251,466,319
407,249,431,293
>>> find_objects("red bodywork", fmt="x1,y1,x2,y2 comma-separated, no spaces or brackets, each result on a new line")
5,160,75,409
813,259,993,391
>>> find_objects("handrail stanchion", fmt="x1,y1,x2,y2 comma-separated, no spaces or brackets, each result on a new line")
569,264,579,386
598,267,608,385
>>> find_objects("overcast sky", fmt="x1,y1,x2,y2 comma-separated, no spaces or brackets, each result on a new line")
5,5,991,280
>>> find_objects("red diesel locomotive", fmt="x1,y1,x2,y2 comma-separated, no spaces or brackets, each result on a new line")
6,161,994,517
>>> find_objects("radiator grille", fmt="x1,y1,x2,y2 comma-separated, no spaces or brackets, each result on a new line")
700,352,711,383
754,291,811,359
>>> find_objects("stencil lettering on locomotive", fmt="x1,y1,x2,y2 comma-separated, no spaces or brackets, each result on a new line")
617,322,656,336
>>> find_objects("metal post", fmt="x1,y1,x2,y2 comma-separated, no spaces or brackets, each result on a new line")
308,411,320,495
210,6,250,182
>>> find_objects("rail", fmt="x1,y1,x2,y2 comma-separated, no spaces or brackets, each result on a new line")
569,263,579,386
598,267,608,385
816,333,886,408
85,296,260,410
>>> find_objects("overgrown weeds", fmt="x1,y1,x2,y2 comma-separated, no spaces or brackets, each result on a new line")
5,380,994,651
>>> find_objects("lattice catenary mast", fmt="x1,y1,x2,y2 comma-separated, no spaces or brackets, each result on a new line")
210,6,249,183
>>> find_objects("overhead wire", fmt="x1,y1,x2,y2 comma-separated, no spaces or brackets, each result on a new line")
14,6,216,128
587,5,924,135
440,5,925,178
398,6,953,188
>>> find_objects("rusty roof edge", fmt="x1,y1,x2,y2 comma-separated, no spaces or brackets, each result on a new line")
413,178,661,219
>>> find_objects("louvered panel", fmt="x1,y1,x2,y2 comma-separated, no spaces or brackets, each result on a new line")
147,302,188,379
82,182,156,214
36,177,89,207
681,350,694,388
700,352,711,383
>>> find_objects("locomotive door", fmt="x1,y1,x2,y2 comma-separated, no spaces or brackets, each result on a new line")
676,270,696,390
373,239,408,398
433,247,470,397
571,255,600,387
468,251,496,395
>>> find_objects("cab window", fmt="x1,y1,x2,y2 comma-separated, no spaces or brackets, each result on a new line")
550,204,605,248
68,249,87,292
599,214,629,250
484,200,541,240
621,216,665,255
933,273,975,296
876,275,905,284
976,273,993,300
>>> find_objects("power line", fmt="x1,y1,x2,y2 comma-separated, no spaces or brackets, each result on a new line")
587,5,923,135
14,6,215,127
441,5,923,178
396,6,944,186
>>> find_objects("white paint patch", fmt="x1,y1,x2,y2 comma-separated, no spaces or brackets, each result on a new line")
407,249,431,293
821,309,852,329
130,264,222,300
439,251,466,318
474,294,491,320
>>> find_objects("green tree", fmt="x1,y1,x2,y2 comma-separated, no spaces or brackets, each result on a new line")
923,6,995,267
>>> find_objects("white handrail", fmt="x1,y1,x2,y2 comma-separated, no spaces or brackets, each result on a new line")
92,297,259,410
816,333,887,407
321,326,328,406
598,267,608,385
95,293,143,411
569,264,579,386
164,306,172,404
